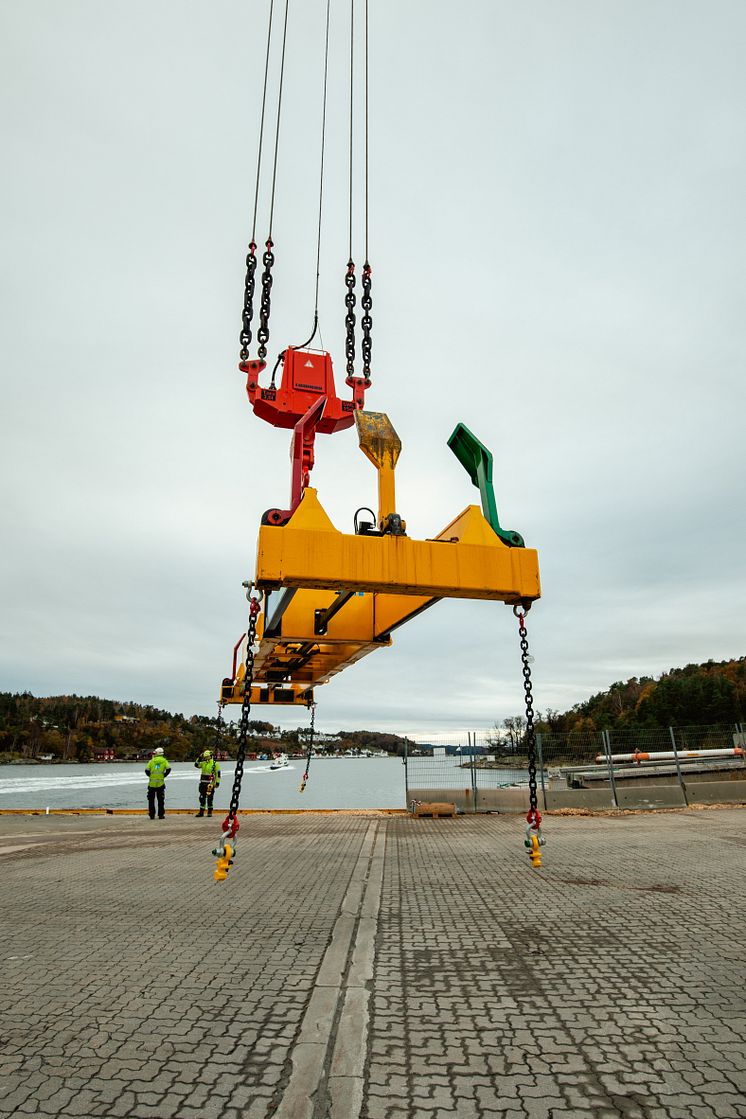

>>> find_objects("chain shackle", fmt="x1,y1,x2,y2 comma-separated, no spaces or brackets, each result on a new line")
345,259,356,377
239,241,258,362
226,596,261,822
360,261,372,384
513,605,539,817
257,239,275,362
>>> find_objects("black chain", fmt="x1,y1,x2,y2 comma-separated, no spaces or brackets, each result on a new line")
360,261,372,383
345,259,356,376
257,239,275,363
239,241,258,362
227,599,260,822
212,703,226,752
515,606,538,815
300,703,317,791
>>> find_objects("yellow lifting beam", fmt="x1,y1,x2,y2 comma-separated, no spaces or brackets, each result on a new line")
220,412,540,706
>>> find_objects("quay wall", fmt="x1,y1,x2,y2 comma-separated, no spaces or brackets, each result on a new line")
407,782,746,814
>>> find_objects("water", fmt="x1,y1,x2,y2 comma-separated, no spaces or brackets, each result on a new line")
0,759,408,811
0,759,531,811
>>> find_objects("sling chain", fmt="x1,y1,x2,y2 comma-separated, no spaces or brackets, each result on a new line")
239,242,258,362
257,239,275,363
514,605,545,867
360,261,372,383
213,592,261,882
299,702,317,793
344,259,356,377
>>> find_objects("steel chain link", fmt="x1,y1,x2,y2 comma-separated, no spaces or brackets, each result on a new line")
212,702,226,752
239,242,258,362
345,259,356,376
360,261,372,383
227,599,260,821
300,702,317,791
257,239,275,362
514,607,538,814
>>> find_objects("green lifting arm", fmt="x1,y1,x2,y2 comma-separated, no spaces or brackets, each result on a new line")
447,422,525,548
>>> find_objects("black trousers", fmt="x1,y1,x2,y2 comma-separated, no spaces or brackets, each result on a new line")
147,786,165,819
198,780,215,810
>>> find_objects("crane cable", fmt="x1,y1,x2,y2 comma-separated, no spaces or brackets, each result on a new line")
360,0,372,384
344,0,372,386
241,0,372,380
239,0,291,365
251,1,275,244
344,0,356,380
295,0,332,353
257,0,290,363
240,0,275,363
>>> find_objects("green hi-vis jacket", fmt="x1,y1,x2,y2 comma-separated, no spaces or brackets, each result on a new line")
145,756,171,788
195,758,221,785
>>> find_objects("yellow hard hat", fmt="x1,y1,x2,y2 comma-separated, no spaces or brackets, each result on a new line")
202,750,212,758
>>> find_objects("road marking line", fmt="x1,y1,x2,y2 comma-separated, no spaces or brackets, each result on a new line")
328,825,385,1117
273,821,383,1119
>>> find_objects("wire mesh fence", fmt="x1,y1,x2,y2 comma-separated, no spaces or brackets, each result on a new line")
405,723,746,811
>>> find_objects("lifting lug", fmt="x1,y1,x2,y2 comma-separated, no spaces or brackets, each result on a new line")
381,512,407,536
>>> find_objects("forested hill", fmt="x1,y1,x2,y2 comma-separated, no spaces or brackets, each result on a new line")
546,657,745,734
0,692,409,763
0,692,227,762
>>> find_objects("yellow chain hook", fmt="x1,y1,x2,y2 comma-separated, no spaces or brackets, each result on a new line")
524,822,545,869
214,842,234,882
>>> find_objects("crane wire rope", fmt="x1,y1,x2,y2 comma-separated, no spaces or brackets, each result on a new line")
364,0,369,262
348,0,355,261
344,0,357,378
360,0,372,382
295,0,332,352
268,0,291,240
257,0,291,363
240,0,276,362
251,0,276,243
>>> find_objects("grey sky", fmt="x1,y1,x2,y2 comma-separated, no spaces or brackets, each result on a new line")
1,1,744,737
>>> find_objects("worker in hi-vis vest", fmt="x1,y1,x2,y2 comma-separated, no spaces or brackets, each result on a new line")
194,749,221,817
145,747,171,819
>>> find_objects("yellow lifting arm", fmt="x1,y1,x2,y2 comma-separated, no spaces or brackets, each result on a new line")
221,409,540,706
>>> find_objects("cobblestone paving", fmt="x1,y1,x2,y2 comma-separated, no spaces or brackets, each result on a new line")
0,809,745,1118
369,811,746,1119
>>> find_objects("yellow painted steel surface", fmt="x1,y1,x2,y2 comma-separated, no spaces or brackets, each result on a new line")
255,489,540,601
220,674,315,706
219,487,540,702
355,411,401,526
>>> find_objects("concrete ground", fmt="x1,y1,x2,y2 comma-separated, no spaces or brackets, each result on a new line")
1,808,745,1119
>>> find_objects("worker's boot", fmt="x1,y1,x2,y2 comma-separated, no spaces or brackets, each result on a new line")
207,808,213,817
195,809,204,817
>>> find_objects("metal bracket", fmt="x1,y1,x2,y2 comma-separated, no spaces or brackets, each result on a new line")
264,588,297,637
314,589,356,635
447,423,524,548
355,411,405,533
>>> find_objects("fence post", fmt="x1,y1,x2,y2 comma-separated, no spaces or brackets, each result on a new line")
602,730,619,808
536,733,547,811
404,736,410,810
668,726,689,807
470,732,478,813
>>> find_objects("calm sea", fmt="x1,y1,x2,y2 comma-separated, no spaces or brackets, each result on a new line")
0,758,529,811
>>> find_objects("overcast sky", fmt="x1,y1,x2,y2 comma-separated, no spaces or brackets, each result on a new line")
1,1,744,738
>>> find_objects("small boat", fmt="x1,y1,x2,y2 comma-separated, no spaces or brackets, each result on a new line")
269,754,290,770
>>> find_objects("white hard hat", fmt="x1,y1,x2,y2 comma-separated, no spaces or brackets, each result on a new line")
153,747,164,755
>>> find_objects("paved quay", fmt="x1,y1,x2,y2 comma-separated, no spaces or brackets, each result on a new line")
1,808,746,1119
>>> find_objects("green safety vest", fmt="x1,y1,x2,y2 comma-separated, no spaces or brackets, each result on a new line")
196,758,221,784
146,756,170,788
